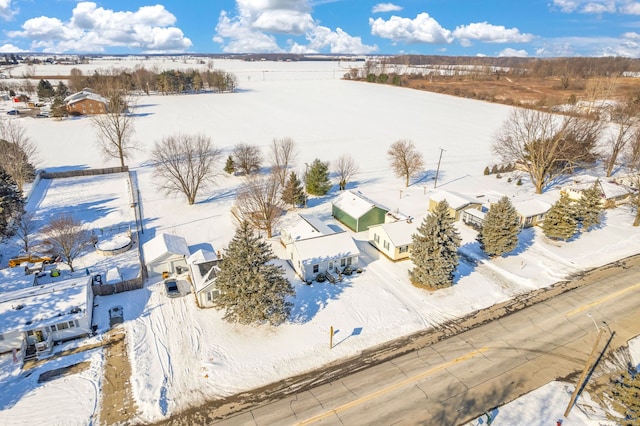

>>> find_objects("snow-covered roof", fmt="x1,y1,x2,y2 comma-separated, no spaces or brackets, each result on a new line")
0,276,91,336
106,267,122,285
563,175,633,200
332,190,389,219
143,233,190,264
463,208,486,220
187,248,218,265
369,217,422,247
64,89,107,106
429,190,481,210
281,214,335,244
294,232,360,265
513,199,552,217
186,249,219,293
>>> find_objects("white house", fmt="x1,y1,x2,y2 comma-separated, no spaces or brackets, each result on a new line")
289,232,360,282
368,217,422,261
280,214,336,247
143,233,190,278
0,275,93,360
186,249,220,308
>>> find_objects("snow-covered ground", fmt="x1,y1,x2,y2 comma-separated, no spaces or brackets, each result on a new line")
0,58,639,425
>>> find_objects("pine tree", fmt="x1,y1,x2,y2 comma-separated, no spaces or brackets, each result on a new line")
51,95,66,119
410,200,461,290
0,167,24,238
305,158,332,196
577,181,603,231
478,196,520,257
542,194,577,241
605,365,639,425
281,171,306,208
483,166,490,175
224,155,235,174
36,79,55,101
213,221,295,325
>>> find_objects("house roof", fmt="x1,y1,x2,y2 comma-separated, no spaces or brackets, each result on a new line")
513,199,552,218
186,249,219,293
332,190,389,219
143,233,190,264
369,217,422,247
64,90,108,106
281,213,335,244
429,190,482,210
0,268,36,294
294,232,360,265
563,175,633,200
0,276,91,336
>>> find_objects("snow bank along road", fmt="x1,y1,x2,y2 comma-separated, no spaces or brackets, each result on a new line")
152,254,640,425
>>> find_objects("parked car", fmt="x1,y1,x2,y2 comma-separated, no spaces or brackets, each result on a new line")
35,112,49,118
164,278,180,298
6,110,19,115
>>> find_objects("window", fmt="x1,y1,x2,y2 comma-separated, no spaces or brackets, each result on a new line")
313,264,319,273
383,240,390,250
346,257,352,266
0,334,4,341
340,258,346,267
399,245,409,253
329,261,333,270
374,233,380,243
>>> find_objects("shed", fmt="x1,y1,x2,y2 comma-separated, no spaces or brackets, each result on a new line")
186,249,220,308
143,233,190,278
428,190,483,221
332,190,389,232
368,217,422,261
290,232,360,282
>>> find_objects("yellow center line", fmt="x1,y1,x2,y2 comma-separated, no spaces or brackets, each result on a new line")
566,282,640,317
297,347,489,425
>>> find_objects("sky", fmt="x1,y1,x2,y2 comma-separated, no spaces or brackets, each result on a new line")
1,0,640,57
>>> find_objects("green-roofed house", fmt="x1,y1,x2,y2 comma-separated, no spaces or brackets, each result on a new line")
332,190,389,232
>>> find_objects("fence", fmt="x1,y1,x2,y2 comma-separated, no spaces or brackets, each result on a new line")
40,166,129,179
92,273,144,296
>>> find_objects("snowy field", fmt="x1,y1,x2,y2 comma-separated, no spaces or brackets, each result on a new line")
0,58,639,425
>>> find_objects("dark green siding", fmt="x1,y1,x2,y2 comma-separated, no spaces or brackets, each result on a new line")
332,205,387,232
332,205,358,231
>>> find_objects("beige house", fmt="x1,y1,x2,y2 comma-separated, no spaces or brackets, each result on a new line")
368,217,422,261
513,199,552,228
428,190,483,221
561,176,634,208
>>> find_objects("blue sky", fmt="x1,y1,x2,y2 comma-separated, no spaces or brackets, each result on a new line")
1,0,640,56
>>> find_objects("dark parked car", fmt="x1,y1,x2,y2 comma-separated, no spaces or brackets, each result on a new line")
6,110,19,115
164,278,180,298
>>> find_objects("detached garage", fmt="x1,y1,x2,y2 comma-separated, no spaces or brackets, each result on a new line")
332,190,389,232
143,233,190,278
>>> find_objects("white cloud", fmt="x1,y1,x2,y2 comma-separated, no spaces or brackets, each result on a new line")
372,3,403,13
214,0,377,54
552,0,640,14
0,43,22,53
453,22,534,47
498,48,529,57
0,0,18,21
369,13,453,44
8,2,192,53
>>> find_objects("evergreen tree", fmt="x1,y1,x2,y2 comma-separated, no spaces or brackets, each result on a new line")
605,365,639,425
483,166,490,175
50,96,67,119
542,194,577,241
224,155,235,174
577,181,603,231
0,167,24,238
410,200,461,290
281,171,306,208
478,196,520,257
305,158,331,196
213,221,295,325
55,81,69,98
36,79,55,101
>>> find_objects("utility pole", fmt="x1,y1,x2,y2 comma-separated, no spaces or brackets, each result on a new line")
434,148,445,189
564,316,605,418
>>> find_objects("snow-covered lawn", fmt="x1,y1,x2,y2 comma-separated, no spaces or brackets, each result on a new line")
0,58,639,425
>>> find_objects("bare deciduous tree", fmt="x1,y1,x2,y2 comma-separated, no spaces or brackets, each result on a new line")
233,143,262,175
387,139,425,187
624,133,640,226
493,108,601,194
151,134,222,205
92,93,137,167
41,214,93,272
15,212,37,254
231,174,285,238
269,137,297,186
0,119,38,191
603,103,638,177
334,153,359,190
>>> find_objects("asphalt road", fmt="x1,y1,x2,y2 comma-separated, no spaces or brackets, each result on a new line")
161,256,640,426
